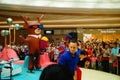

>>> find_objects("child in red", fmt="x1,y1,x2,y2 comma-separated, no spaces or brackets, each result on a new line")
91,53,97,69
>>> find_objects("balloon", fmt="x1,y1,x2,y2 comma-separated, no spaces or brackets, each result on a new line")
1,30,9,36
14,24,20,30
7,18,12,24
41,36,48,41
4,30,9,35
1,30,5,36
67,34,72,39
65,36,69,41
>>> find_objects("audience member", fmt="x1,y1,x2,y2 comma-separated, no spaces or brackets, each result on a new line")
58,39,81,76
39,64,74,80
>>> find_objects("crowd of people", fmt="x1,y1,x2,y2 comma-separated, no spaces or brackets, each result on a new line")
39,38,120,80
0,38,120,75
45,39,120,75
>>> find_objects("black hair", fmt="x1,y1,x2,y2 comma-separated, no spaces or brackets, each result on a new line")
80,50,88,55
68,39,79,46
40,64,74,80
113,42,117,45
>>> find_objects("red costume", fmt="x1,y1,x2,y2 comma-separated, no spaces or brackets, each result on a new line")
19,15,44,72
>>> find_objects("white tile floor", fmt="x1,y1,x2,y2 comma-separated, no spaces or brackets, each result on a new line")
80,68,120,80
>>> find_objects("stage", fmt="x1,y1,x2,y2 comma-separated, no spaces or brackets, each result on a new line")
2,64,119,80
81,68,120,80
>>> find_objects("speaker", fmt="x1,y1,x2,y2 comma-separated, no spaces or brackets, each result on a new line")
69,32,78,41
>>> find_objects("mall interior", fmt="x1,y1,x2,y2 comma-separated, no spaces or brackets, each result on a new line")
0,0,120,80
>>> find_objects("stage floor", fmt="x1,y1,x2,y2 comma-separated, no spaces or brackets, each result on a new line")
3,64,120,80
13,67,43,80
81,68,120,80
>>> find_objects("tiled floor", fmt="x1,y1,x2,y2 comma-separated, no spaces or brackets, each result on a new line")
81,68,120,80
2,64,120,80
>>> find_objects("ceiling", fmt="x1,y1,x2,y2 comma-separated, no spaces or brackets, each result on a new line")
0,0,120,29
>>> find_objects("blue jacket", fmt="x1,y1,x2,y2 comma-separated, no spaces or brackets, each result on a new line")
58,49,81,73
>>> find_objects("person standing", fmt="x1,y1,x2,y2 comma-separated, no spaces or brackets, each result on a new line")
111,42,119,74
77,50,88,68
58,39,82,78
91,53,97,69
102,44,111,72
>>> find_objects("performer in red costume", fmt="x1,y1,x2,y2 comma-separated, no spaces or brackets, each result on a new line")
19,15,44,72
